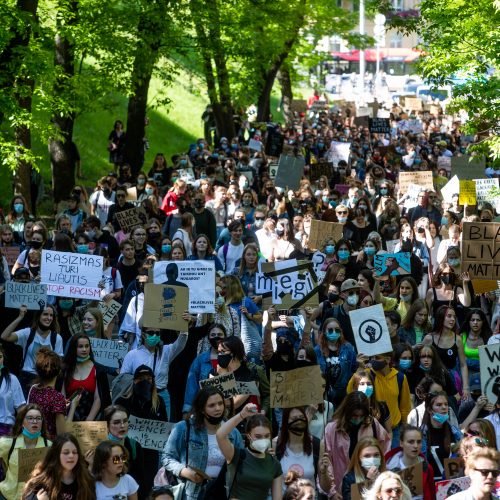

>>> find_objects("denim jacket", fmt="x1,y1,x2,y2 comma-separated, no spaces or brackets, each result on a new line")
182,351,214,414
314,341,357,383
162,417,243,500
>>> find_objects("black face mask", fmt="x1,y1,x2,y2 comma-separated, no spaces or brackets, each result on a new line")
441,274,454,286
134,380,153,401
178,206,188,214
204,413,224,425
288,418,308,435
276,342,293,355
194,200,204,209
401,240,412,253
218,353,232,369
103,188,112,196
328,292,340,303
295,359,314,368
209,337,223,350
371,359,387,371
29,240,42,249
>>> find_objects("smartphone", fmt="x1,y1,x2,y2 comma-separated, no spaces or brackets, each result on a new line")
69,388,83,401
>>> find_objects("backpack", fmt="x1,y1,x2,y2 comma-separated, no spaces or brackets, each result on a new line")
22,328,57,367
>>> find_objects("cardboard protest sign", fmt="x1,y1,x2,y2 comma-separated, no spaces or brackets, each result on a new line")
68,421,107,453
374,252,411,277
308,219,343,250
441,175,459,203
356,106,372,118
459,180,477,205
126,187,137,202
474,178,499,205
472,279,499,294
368,118,390,134
400,462,423,497
236,380,260,396
461,222,500,280
435,477,471,500
479,344,500,405
5,282,47,310
90,338,128,369
0,246,20,268
257,259,319,309
18,447,49,482
153,260,215,313
115,207,148,233
270,365,324,408
398,171,434,195
327,141,350,167
41,250,104,300
349,304,392,356
143,283,190,331
98,299,122,328
354,116,369,127
290,99,307,113
405,97,423,111
444,458,463,479
350,482,366,500
404,183,426,210
128,416,174,451
452,156,486,180
200,372,239,399
274,155,305,191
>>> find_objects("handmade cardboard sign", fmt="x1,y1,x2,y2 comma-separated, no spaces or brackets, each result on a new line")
98,299,122,328
115,207,148,233
126,187,138,202
374,252,411,276
400,462,423,497
349,304,392,356
90,338,128,369
5,282,48,310
236,380,260,396
309,161,332,183
200,372,239,399
444,458,463,479
274,155,305,191
451,156,486,180
308,220,343,250
461,222,500,280
437,156,452,173
270,365,324,408
143,283,190,331
368,118,390,134
153,260,215,313
0,246,20,268
398,171,434,195
41,250,103,300
127,416,174,451
405,97,423,111
472,279,499,295
249,138,262,152
326,141,350,167
479,344,500,405
459,180,477,205
68,421,107,453
18,447,49,482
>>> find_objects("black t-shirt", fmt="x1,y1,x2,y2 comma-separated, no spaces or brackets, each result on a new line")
60,480,78,500
117,260,141,291
428,425,447,479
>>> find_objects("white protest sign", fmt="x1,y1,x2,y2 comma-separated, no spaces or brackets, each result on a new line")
407,119,423,134
385,240,399,254
474,178,499,205
249,138,262,152
327,141,351,167
98,299,122,328
478,344,500,405
404,183,426,209
5,282,48,310
90,338,128,369
441,175,459,203
41,250,103,300
153,260,215,313
177,168,195,184
127,416,174,451
311,251,326,276
349,304,392,355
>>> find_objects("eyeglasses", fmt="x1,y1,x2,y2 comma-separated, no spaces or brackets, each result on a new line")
25,416,43,423
383,487,403,495
473,468,500,478
111,454,127,464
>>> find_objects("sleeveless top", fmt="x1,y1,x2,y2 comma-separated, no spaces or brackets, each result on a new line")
461,333,480,360
432,334,458,370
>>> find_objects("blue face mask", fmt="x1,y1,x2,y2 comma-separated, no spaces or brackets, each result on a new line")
77,355,90,363
59,300,73,310
338,250,350,260
419,364,431,372
359,385,374,398
380,188,388,195
108,432,125,442
329,200,338,208
76,244,89,254
399,359,412,370
337,215,348,223
14,203,24,214
432,413,449,425
145,187,154,196
22,428,41,440
318,143,324,149
322,196,329,203
325,245,335,255
325,331,340,342
441,217,448,226
145,334,161,347
364,247,376,256
85,329,96,337
448,258,460,267
137,178,146,186
161,244,172,254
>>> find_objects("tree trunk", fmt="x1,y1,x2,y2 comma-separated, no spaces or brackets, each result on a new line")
49,3,77,207
278,66,293,126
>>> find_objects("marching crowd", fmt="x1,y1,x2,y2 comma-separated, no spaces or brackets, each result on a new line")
0,100,499,500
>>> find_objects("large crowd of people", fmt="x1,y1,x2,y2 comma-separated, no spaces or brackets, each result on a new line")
0,98,499,500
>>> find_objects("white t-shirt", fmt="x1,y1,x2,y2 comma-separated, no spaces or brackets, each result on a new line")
15,328,64,374
95,474,138,500
217,241,244,273
0,374,25,425
90,190,116,226
205,433,225,478
279,446,315,487
101,266,123,298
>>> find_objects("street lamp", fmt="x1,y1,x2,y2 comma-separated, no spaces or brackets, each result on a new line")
374,13,386,77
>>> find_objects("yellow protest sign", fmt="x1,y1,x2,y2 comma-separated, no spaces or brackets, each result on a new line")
459,180,477,205
67,421,108,453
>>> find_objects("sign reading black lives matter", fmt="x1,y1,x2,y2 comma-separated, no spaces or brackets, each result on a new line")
368,118,390,134
479,344,500,405
349,304,392,356
461,222,500,280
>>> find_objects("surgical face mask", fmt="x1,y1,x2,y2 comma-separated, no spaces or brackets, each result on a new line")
108,432,125,442
322,196,329,203
400,294,412,302
145,334,161,347
419,363,431,372
275,228,285,237
399,359,412,370
337,215,348,223
145,187,154,196
361,457,381,469
432,412,449,425
338,249,350,260
380,188,388,195
350,417,364,426
218,353,232,369
77,355,90,363
22,428,42,440
346,294,358,306
59,299,73,310
14,203,24,214
325,244,335,255
441,217,448,226
364,246,376,256
359,385,374,398
448,258,460,267
325,331,340,342
216,296,225,307
86,229,96,240
161,244,172,254
254,219,264,229
76,244,89,254
250,437,271,454
137,178,146,186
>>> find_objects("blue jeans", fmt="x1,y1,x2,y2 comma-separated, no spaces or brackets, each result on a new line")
158,389,171,421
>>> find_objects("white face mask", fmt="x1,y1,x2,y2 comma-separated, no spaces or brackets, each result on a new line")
250,437,271,454
346,294,358,306
360,457,381,469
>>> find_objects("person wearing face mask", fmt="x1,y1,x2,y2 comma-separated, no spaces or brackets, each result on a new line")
274,406,334,498
217,403,283,500
90,177,116,226
106,186,135,232
332,239,363,280
161,179,188,216
85,215,120,264
350,352,411,448
165,387,245,500
373,276,420,324
356,238,381,271
342,437,387,500
11,229,46,276
420,391,462,480
191,194,217,247
324,392,391,495
7,195,33,240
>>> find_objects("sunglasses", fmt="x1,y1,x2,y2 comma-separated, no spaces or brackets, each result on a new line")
327,328,342,334
255,217,265,221
336,211,348,215
473,468,500,478
111,454,127,464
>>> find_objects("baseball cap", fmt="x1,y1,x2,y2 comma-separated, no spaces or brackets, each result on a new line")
341,279,361,293
469,373,481,392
